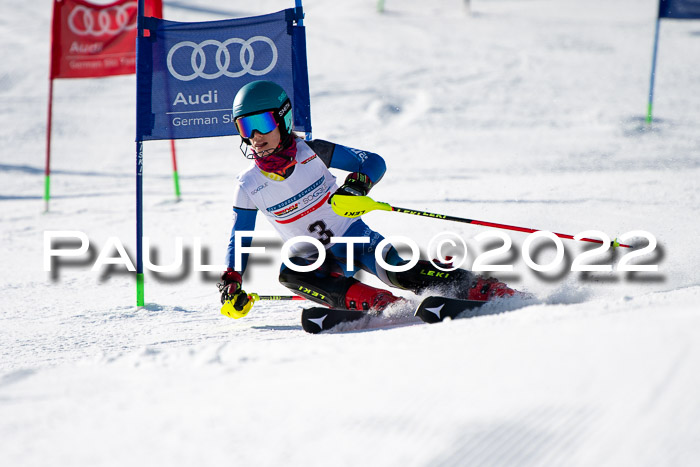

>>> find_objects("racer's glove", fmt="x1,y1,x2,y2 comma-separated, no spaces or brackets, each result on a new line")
217,269,254,319
330,172,374,202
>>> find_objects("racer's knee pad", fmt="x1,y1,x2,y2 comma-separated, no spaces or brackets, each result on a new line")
278,265,356,308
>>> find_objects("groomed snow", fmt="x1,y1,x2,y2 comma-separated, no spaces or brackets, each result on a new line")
1,0,699,465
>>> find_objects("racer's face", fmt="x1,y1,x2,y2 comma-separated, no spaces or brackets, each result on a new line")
250,126,281,156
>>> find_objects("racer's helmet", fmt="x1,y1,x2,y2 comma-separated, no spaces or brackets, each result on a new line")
232,80,293,158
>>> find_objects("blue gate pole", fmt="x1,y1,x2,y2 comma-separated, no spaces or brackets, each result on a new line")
136,141,144,306
136,0,145,306
295,0,312,140
295,0,304,26
646,17,661,125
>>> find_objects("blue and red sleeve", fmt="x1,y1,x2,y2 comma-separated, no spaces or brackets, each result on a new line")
328,144,386,184
306,139,387,184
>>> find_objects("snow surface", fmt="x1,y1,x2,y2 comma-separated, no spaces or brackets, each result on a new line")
2,0,700,465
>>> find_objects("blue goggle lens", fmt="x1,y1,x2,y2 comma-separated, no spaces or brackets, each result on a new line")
235,111,278,139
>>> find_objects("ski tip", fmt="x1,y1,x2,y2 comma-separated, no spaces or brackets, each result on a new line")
301,307,328,334
301,307,368,334
415,296,485,324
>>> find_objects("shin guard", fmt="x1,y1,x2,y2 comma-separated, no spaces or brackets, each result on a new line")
279,268,402,311
388,259,475,298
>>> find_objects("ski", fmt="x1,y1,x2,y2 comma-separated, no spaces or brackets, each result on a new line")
301,296,488,333
301,306,369,334
414,296,485,323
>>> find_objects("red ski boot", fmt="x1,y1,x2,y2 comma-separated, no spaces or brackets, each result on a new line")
467,276,518,302
344,282,405,312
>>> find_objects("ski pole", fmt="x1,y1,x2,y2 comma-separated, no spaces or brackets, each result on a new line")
330,195,632,249
221,294,306,319
217,283,307,302
251,294,306,301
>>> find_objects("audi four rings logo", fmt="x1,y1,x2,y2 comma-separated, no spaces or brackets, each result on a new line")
166,37,278,81
67,3,137,37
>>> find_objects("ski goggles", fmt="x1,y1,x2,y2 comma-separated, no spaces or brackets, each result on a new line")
235,111,278,139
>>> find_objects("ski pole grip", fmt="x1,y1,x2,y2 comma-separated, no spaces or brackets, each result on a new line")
330,195,392,218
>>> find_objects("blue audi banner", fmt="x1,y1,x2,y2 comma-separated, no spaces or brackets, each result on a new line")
659,0,700,18
136,9,311,141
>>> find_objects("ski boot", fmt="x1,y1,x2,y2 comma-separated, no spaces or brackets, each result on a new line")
465,276,518,302
343,281,404,312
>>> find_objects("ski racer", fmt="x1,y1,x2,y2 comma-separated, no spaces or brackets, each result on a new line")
219,80,519,318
